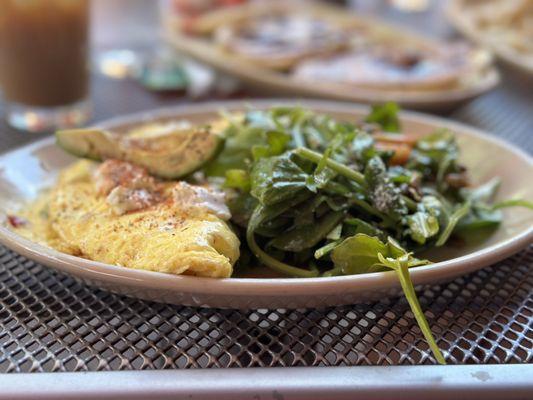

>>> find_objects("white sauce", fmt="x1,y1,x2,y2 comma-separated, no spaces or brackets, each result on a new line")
172,182,231,220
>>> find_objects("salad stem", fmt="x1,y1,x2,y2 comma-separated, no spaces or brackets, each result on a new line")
295,147,417,211
492,199,533,210
295,147,366,186
246,206,319,278
395,259,446,365
436,201,471,246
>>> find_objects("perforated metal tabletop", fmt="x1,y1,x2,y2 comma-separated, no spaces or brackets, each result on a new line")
1,2,533,398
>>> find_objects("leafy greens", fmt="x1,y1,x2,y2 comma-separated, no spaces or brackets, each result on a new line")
201,103,533,365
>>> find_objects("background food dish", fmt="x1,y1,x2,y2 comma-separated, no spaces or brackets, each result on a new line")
164,1,499,111
1,100,531,308
447,0,533,73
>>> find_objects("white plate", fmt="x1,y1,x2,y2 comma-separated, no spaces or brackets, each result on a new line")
0,100,532,309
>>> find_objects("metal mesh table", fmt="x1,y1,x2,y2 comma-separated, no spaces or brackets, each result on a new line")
1,9,533,396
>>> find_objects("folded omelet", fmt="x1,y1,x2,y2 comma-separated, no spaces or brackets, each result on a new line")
15,160,239,278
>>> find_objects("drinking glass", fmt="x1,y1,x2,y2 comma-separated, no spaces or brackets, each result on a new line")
0,0,90,132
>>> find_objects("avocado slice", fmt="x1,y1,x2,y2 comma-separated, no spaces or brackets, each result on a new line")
56,124,224,179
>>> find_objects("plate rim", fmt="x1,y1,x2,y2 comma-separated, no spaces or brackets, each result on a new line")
0,99,532,296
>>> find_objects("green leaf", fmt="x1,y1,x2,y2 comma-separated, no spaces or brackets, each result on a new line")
343,218,385,239
364,156,407,219
250,153,309,206
224,169,251,192
407,129,458,182
416,129,456,152
331,234,389,275
269,211,345,252
436,201,471,246
365,103,401,132
331,234,444,364
388,166,419,185
406,211,439,244
352,131,377,163
204,123,266,176
226,192,257,228
251,130,291,160
331,234,430,275
461,177,501,204
456,205,501,231
246,205,319,278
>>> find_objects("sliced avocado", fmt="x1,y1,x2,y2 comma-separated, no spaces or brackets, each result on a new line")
56,125,224,179
56,128,118,160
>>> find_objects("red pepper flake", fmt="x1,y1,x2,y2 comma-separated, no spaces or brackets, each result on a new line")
7,215,27,228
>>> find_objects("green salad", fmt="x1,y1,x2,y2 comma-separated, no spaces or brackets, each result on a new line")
202,103,531,364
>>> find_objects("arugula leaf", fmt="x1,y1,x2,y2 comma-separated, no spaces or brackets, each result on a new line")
406,211,439,245
331,234,428,275
343,218,385,239
331,234,444,364
251,130,291,160
365,156,407,219
306,134,347,192
460,177,500,204
226,192,258,228
436,201,471,246
352,131,377,163
408,130,458,184
250,153,310,206
365,103,401,132
246,205,319,278
456,205,501,231
204,123,266,176
269,211,345,252
404,195,443,244
224,169,251,192
331,234,389,274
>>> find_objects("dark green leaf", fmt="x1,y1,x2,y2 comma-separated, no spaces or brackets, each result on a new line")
250,153,309,206
331,233,430,275
343,218,385,238
269,211,345,252
364,156,407,219
407,129,458,183
365,103,401,132
226,192,258,228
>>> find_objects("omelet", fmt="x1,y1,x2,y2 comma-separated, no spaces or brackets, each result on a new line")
13,159,240,278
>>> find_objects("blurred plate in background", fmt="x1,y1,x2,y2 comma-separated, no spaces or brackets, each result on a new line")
163,1,499,111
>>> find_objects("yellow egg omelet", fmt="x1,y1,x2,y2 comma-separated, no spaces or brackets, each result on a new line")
13,160,240,278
